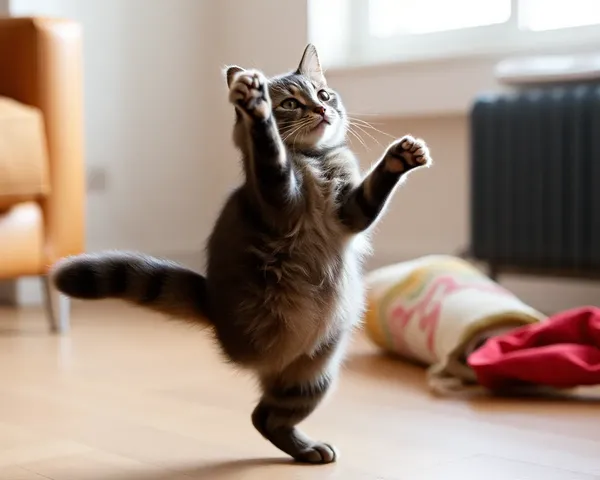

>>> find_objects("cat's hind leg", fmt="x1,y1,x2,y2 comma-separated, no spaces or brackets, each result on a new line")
251,334,347,464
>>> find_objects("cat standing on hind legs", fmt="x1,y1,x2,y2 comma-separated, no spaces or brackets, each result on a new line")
50,44,432,464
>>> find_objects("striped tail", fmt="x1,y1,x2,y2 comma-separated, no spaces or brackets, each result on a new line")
50,251,210,323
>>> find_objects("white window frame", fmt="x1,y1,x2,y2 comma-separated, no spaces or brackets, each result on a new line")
310,0,600,68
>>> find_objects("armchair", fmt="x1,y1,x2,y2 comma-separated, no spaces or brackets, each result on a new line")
0,17,85,332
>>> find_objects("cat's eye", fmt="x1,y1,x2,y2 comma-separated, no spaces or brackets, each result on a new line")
318,90,331,101
280,98,300,110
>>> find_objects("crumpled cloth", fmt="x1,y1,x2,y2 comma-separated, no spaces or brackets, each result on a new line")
468,306,600,390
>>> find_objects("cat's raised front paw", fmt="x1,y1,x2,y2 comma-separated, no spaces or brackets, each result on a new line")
384,135,432,173
228,70,271,121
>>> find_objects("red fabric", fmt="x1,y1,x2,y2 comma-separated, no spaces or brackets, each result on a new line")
468,306,600,390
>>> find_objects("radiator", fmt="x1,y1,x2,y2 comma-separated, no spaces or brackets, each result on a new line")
469,82,600,274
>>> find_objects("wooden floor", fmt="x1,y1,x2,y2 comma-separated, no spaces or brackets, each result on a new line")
0,302,598,480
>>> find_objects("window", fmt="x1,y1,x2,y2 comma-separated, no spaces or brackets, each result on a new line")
309,0,600,67
368,0,511,37
519,0,600,31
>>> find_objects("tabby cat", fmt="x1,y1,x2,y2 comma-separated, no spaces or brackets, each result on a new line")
51,44,432,464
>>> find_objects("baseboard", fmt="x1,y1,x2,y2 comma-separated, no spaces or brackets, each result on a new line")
16,277,44,307
0,278,43,307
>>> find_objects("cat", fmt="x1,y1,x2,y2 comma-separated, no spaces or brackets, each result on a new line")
50,44,432,464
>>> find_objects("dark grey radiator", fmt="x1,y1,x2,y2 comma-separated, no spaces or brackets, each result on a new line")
469,82,600,275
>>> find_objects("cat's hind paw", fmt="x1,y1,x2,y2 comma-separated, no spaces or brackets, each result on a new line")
294,442,337,464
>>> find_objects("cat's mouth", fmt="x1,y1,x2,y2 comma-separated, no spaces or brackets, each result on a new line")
311,118,331,131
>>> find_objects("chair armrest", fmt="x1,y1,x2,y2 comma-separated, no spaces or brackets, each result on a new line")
0,17,85,268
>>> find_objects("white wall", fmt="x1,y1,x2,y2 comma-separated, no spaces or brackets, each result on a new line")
198,0,310,236
11,0,217,256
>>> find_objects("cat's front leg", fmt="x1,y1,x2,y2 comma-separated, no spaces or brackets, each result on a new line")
229,69,272,121
339,135,432,232
229,70,297,207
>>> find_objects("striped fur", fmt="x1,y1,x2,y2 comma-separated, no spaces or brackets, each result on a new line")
251,332,345,463
51,45,432,464
52,252,209,322
340,135,432,232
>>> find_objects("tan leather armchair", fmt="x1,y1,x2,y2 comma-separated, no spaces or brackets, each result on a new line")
0,17,85,332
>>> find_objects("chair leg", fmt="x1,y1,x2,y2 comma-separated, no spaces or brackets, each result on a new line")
42,275,70,333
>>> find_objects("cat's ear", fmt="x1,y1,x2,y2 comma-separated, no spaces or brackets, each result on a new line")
224,65,244,87
296,44,326,86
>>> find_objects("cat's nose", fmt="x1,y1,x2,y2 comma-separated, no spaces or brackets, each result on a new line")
313,106,326,116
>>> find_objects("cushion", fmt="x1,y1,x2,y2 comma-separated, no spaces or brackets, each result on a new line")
364,255,546,392
0,201,45,277
0,96,50,210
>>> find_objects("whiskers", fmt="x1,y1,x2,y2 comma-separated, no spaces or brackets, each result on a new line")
345,113,394,151
279,118,318,149
276,112,394,153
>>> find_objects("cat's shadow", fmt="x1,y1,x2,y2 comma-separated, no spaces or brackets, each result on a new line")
105,457,326,480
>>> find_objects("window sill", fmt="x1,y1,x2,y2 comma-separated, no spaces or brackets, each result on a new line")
327,45,600,119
